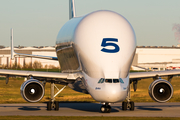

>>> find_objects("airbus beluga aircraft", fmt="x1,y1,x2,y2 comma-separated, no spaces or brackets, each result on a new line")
1,0,180,113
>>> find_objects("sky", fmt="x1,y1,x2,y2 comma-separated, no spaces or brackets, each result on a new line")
1,0,180,47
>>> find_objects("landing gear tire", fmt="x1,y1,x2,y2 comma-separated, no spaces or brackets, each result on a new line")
122,101,127,111
129,101,134,111
100,105,111,113
122,101,135,111
47,101,59,111
54,101,59,111
106,105,111,113
100,105,106,113
47,102,52,111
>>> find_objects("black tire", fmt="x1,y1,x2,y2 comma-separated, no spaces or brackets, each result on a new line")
106,105,111,113
100,105,107,113
122,102,127,111
54,101,59,111
47,102,52,111
130,101,134,111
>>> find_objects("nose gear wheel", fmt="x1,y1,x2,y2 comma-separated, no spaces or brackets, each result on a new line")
100,103,111,113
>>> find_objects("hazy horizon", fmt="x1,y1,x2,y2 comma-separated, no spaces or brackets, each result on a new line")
1,0,180,47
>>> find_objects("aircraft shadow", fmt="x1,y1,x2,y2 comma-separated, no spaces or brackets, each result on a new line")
1,103,180,112
2,105,45,111
136,104,180,111
59,103,180,112
136,106,162,111
59,102,119,113
18,106,42,111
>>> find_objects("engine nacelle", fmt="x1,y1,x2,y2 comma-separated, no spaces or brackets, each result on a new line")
149,79,173,103
20,79,45,102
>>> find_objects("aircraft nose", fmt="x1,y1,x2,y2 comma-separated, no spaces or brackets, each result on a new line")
104,84,126,102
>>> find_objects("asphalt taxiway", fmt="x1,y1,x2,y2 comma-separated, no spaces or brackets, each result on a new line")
0,102,180,117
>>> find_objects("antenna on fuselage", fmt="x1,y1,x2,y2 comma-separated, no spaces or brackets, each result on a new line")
69,0,76,19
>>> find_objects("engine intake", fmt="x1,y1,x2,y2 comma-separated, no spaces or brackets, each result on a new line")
149,79,173,103
20,79,44,102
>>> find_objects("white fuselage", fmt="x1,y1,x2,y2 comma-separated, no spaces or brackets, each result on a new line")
56,10,136,103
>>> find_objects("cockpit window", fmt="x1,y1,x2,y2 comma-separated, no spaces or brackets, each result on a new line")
101,78,105,83
98,78,105,83
105,79,112,83
98,78,122,83
119,78,124,83
113,79,119,83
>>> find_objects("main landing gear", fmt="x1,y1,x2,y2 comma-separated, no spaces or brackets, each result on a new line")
122,101,134,111
47,81,67,111
47,101,59,111
100,103,111,113
122,85,135,111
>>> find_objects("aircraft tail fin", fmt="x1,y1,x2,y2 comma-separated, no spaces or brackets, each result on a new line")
69,0,76,19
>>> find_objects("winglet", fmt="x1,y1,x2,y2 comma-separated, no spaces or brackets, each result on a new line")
69,0,76,19
11,28,15,60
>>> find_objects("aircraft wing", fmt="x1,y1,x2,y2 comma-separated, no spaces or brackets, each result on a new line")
129,69,180,93
0,69,81,83
129,69,180,79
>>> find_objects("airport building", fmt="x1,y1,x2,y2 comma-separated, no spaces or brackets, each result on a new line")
132,46,180,71
0,46,59,69
1,45,180,70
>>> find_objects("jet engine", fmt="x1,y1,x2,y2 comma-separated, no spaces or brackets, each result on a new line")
148,79,173,103
20,79,45,102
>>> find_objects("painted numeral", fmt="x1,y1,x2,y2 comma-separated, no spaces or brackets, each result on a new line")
101,38,120,53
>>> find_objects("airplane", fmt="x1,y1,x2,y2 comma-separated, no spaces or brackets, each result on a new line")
0,0,180,113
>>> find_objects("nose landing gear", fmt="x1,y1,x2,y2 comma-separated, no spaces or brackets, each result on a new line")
100,103,111,113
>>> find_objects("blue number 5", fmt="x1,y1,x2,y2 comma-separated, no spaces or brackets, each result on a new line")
101,38,120,53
